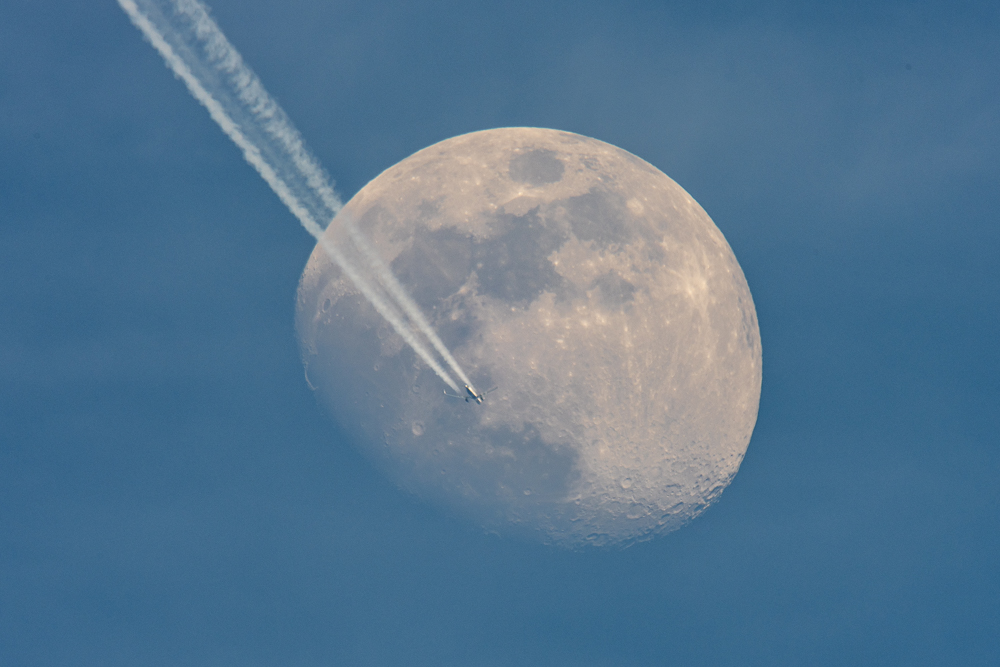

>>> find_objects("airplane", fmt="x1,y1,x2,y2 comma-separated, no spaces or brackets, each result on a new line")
444,384,498,404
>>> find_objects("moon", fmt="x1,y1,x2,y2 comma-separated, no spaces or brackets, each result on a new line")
296,128,761,547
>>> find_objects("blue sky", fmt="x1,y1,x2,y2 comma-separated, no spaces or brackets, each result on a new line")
2,1,998,664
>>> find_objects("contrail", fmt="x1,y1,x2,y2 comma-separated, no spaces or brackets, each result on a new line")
118,0,465,392
342,218,478,394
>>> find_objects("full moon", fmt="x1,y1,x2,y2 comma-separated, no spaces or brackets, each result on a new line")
296,128,761,547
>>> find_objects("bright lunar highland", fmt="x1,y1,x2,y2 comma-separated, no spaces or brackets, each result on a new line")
297,128,761,546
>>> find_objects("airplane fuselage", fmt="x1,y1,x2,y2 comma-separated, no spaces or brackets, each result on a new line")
464,385,484,404
444,384,496,405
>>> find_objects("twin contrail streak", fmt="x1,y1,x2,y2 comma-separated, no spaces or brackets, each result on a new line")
343,219,477,394
118,0,472,393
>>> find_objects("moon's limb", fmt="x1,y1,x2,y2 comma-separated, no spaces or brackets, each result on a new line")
297,128,762,547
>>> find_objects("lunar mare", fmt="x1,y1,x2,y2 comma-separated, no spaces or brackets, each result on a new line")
296,128,761,546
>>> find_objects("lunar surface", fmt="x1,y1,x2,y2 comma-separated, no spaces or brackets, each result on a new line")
296,128,761,546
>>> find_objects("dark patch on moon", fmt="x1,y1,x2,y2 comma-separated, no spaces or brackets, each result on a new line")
416,198,442,222
474,209,567,306
509,149,565,186
391,226,473,308
591,271,637,309
474,424,580,502
565,187,634,248
433,294,476,350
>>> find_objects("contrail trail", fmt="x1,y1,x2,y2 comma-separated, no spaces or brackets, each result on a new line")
342,218,478,394
118,0,465,392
